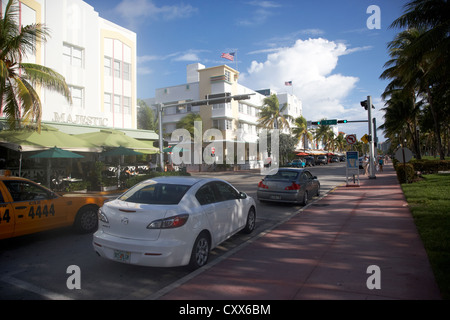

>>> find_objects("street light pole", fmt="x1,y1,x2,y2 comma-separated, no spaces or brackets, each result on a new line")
158,103,164,171
367,95,376,179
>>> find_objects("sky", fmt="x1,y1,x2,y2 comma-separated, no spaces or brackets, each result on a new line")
84,0,408,143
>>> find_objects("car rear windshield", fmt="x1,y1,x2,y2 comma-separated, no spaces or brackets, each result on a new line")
118,181,191,205
265,170,299,181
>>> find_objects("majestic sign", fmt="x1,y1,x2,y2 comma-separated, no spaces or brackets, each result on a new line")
53,112,108,127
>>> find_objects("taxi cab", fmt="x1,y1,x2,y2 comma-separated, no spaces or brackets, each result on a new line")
0,171,107,240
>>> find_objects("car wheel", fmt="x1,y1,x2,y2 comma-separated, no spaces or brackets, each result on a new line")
243,207,256,234
74,205,98,233
302,191,308,206
316,185,320,197
189,232,210,270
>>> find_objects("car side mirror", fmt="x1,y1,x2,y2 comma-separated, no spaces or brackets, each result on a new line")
239,192,247,199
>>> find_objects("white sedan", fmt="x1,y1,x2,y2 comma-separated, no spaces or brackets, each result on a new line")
93,176,256,269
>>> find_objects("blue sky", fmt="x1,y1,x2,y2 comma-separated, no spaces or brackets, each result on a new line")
85,0,407,142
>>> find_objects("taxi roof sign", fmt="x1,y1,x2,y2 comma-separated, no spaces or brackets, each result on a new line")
0,169,11,176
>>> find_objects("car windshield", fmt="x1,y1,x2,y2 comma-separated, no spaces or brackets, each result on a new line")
265,170,299,181
118,180,191,205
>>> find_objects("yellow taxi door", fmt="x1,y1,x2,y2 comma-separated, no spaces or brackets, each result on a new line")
0,185,14,240
2,180,68,237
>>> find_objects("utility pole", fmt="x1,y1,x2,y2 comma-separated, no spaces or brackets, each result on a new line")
157,103,164,171
367,96,376,179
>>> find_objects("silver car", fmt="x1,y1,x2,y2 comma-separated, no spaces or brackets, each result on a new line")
257,168,320,205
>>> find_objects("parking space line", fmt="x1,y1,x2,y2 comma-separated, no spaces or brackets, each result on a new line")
1,274,73,300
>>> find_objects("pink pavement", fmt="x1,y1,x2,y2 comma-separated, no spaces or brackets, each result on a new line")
157,163,442,300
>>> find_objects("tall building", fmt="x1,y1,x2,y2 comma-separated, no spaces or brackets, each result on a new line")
146,63,303,169
1,0,140,134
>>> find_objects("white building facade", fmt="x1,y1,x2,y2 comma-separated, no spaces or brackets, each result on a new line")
146,63,303,169
1,0,137,132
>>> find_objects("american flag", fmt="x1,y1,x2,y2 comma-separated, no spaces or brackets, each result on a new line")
221,52,235,61
285,81,292,86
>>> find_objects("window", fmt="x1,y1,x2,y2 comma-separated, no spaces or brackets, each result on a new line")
212,119,221,130
3,180,53,202
225,70,231,82
69,86,84,108
195,183,217,205
104,93,112,112
119,182,191,205
214,181,239,201
123,62,131,81
265,170,299,181
63,43,83,67
123,96,131,114
114,60,121,78
104,57,112,76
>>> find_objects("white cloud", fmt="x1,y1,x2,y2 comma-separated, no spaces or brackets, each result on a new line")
173,53,200,61
240,38,359,122
114,0,197,27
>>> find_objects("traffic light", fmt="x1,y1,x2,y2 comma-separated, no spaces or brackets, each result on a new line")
311,121,320,125
360,100,375,110
337,120,347,123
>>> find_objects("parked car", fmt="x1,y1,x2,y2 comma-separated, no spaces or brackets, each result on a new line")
0,173,106,240
287,159,305,168
93,176,256,269
257,168,320,205
315,155,328,165
331,156,339,163
304,156,315,167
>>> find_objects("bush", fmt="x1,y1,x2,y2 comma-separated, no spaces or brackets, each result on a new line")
411,160,450,174
395,163,416,183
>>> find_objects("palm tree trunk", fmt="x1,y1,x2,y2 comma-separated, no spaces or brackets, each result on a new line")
426,87,445,160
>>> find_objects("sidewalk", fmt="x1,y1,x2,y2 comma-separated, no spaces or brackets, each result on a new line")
155,163,442,300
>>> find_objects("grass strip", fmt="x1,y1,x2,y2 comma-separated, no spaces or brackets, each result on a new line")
401,173,450,299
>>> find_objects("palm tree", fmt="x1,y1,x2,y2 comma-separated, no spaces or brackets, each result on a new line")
379,89,423,158
334,132,346,152
381,28,429,160
389,0,450,159
313,120,334,150
292,116,313,150
176,112,202,138
0,0,71,131
257,94,292,130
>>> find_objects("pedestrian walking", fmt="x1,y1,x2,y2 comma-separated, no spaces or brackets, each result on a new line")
363,156,369,175
378,157,384,172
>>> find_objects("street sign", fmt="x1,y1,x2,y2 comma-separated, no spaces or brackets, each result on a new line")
361,134,369,144
319,119,337,125
395,147,413,163
346,151,359,169
346,134,356,145
346,151,360,187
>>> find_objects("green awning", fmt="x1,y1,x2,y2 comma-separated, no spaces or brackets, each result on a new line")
75,129,159,154
0,125,100,152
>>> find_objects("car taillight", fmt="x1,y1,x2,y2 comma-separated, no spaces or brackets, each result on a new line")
258,180,269,189
285,182,301,190
147,214,189,229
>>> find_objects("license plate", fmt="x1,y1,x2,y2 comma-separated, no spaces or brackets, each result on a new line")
270,195,281,200
114,249,131,263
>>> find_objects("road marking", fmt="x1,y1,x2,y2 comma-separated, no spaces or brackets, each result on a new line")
1,272,73,300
